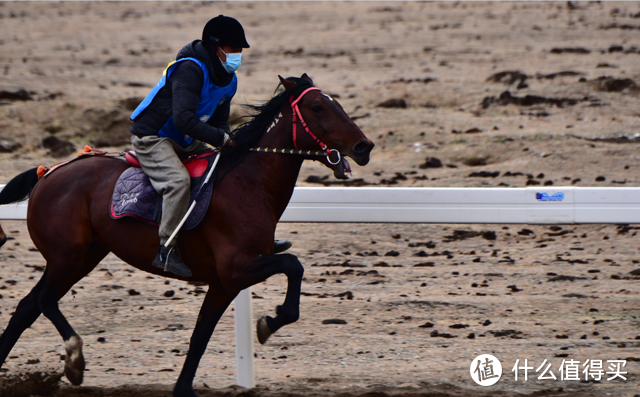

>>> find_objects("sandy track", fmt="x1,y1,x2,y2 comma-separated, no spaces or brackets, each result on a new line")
0,1,639,396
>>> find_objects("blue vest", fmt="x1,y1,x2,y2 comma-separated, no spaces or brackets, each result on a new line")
130,57,237,147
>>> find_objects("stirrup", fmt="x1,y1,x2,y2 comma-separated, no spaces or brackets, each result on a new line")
163,246,173,272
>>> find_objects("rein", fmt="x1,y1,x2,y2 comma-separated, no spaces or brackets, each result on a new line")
246,86,341,166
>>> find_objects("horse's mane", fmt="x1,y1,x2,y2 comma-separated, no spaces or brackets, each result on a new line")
215,77,314,181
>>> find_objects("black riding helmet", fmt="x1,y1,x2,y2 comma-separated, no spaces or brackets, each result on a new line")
202,15,250,48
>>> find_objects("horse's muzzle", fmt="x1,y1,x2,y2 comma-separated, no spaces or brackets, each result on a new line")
350,140,375,166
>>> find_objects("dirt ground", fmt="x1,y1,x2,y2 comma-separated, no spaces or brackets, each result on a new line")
0,1,639,397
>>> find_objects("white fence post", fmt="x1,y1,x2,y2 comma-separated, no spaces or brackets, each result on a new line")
233,288,255,388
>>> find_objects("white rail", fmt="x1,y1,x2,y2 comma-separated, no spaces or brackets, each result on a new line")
1,186,639,388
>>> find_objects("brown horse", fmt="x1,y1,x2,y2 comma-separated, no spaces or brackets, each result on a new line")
0,74,373,397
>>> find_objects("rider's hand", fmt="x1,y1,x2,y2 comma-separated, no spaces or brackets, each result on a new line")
223,133,237,147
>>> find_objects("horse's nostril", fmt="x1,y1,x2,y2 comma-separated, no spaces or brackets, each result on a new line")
353,141,373,154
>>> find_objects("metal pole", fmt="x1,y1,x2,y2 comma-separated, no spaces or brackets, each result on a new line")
233,288,255,388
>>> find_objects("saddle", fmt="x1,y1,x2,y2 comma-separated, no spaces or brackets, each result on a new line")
124,151,212,178
110,152,217,230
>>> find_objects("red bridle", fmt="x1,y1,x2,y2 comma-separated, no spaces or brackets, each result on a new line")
290,87,340,165
247,86,342,164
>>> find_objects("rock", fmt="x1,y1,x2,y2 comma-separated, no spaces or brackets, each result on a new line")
482,231,497,240
482,320,492,326
42,136,75,158
462,155,490,166
377,98,407,108
43,120,64,134
334,291,354,300
468,171,500,178
0,139,21,153
84,107,133,147
118,96,143,111
408,241,436,248
159,324,185,332
0,85,35,101
550,47,591,54
589,76,639,93
595,176,606,182
128,289,141,296
548,275,587,282
163,290,175,297
481,90,589,109
465,127,483,134
449,324,469,329
124,81,152,88
489,329,523,338
322,318,347,325
418,157,443,169
486,70,528,86
430,330,456,338
384,250,400,257
507,285,523,292
536,70,585,79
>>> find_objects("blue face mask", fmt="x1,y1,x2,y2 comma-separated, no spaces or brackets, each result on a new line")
219,48,242,74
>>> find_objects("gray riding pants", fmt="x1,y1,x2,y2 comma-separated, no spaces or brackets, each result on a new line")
131,135,213,246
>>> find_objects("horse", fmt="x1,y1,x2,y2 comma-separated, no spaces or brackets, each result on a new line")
0,74,374,397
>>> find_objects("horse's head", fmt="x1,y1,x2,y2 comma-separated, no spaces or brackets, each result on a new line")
280,74,374,180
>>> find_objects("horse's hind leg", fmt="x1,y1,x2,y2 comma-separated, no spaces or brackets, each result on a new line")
0,269,48,366
37,242,109,385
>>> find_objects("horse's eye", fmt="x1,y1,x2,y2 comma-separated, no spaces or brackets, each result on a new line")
311,105,323,112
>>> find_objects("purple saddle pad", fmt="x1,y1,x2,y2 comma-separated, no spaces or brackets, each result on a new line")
110,166,214,231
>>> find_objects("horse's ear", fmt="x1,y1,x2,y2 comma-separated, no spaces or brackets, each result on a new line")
301,73,314,85
278,75,296,91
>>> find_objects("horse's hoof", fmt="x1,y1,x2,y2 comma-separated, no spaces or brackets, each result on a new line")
64,335,85,386
257,316,273,345
173,384,199,397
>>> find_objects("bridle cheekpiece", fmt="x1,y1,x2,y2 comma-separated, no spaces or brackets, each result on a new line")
247,86,341,165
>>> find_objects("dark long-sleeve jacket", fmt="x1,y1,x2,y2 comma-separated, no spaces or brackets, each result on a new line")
130,40,234,147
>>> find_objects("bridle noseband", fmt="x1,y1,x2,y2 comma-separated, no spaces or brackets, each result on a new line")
247,86,341,165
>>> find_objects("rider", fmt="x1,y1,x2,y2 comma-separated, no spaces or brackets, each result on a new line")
130,15,290,277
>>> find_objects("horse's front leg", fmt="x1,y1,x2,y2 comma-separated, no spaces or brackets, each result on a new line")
227,253,304,344
173,289,235,397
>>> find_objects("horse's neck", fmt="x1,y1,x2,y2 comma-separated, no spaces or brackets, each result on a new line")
234,107,304,218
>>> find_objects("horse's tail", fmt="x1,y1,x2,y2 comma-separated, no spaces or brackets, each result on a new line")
0,167,40,205
0,167,40,249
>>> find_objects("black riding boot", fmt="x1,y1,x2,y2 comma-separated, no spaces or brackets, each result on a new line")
152,245,192,277
274,240,292,254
